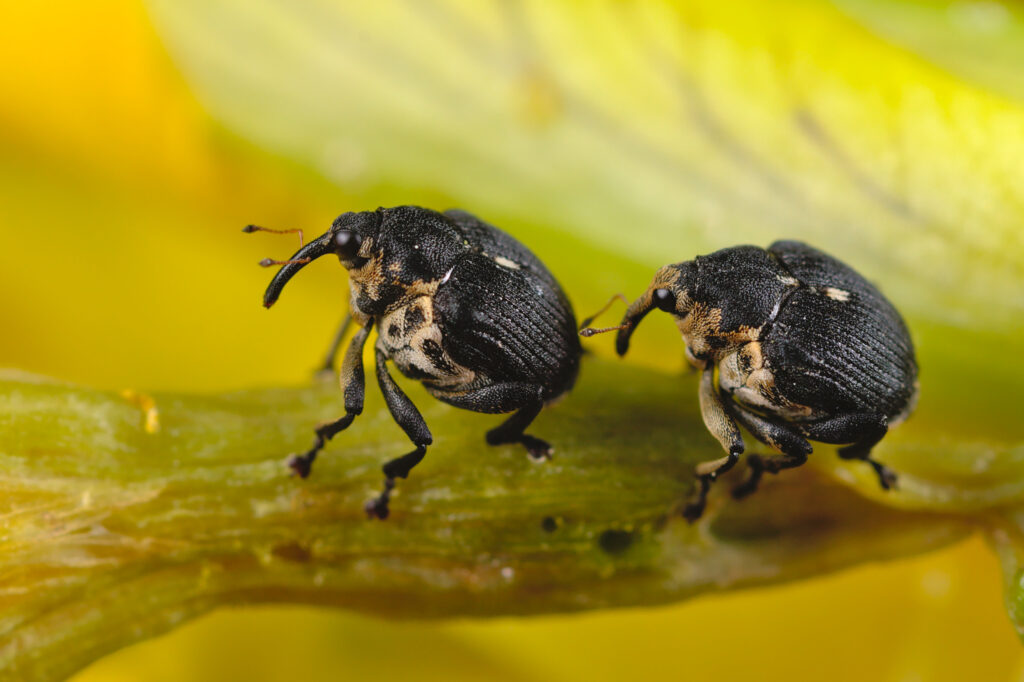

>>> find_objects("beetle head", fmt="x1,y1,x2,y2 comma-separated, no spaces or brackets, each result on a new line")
261,206,466,309
261,210,383,308
615,262,695,355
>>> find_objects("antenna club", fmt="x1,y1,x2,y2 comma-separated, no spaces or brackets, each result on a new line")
578,324,626,337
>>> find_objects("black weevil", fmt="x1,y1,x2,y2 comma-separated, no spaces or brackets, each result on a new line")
251,206,582,519
583,240,918,521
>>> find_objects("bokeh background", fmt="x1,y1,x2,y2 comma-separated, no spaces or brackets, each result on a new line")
2,1,1023,680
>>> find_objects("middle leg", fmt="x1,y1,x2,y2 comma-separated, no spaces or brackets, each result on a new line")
726,405,813,500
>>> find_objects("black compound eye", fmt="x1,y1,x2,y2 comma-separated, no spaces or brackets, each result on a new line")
334,230,362,259
652,288,676,312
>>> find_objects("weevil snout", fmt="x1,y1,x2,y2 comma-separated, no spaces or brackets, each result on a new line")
258,210,383,308
260,235,335,308
614,262,694,355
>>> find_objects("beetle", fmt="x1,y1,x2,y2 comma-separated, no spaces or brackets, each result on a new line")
252,206,582,519
582,240,918,521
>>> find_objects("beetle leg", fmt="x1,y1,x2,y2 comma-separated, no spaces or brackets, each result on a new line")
698,367,744,458
486,398,549,461
683,475,714,522
684,368,744,521
365,346,434,520
726,407,813,499
438,382,552,461
289,322,372,478
802,413,895,490
314,312,352,379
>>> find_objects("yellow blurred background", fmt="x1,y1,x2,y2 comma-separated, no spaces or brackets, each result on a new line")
1,2,1022,680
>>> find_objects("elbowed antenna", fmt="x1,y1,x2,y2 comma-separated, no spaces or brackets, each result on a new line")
243,224,306,247
576,290,656,355
578,293,629,337
262,232,334,308
614,289,656,356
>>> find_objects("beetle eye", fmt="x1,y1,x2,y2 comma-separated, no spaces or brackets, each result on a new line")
334,230,362,259
652,288,676,312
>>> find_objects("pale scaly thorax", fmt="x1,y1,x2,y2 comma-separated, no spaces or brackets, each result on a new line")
375,294,476,390
717,342,813,420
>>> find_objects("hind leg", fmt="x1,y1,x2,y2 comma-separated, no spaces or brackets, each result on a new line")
802,413,895,490
438,383,552,461
727,407,813,500
487,400,550,461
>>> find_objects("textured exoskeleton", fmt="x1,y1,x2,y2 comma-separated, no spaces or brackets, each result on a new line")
611,240,918,521
259,206,581,519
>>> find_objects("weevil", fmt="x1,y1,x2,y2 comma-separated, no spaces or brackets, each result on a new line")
252,206,582,519
583,241,918,521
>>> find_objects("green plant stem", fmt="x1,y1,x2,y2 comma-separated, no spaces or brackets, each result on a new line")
0,360,974,680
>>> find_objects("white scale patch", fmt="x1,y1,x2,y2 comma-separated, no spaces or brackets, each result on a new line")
823,287,850,302
493,256,521,270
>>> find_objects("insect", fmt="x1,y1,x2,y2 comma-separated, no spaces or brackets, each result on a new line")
250,206,582,519
582,241,918,521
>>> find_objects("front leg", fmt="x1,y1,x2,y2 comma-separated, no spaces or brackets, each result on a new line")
289,321,371,478
685,367,745,521
365,345,434,520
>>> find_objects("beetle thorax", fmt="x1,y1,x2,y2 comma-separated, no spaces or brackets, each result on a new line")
376,295,476,389
344,251,388,317
677,301,762,364
345,253,432,317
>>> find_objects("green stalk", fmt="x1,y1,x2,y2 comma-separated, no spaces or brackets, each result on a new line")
0,360,972,680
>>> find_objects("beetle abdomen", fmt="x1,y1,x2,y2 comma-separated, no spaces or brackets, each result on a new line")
433,252,581,402
443,209,561,290
765,241,917,418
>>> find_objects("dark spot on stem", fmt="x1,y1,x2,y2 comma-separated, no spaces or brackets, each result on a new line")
271,542,312,563
598,529,634,556
541,516,558,533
